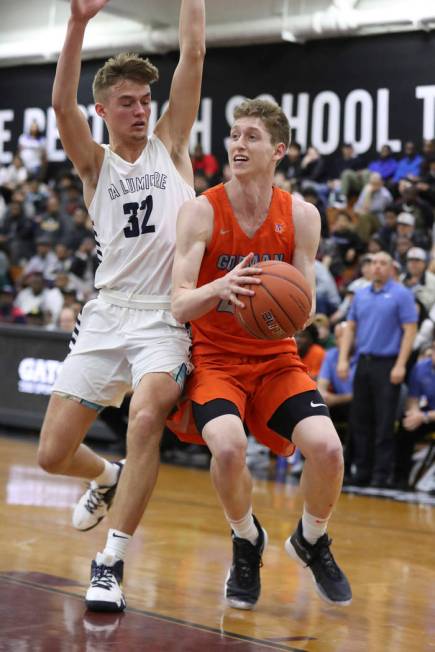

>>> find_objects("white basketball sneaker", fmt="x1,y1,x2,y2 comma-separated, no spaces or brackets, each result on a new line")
73,460,125,531
85,552,126,612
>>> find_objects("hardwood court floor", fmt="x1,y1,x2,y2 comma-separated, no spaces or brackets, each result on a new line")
0,434,433,652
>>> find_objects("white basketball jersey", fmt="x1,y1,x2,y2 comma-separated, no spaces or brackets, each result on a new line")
89,136,194,297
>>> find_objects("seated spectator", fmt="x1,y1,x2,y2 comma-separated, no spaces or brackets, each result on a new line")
65,207,93,251
353,172,393,242
52,241,73,275
392,234,413,273
314,258,341,315
367,233,383,255
367,144,398,182
392,141,423,184
302,186,329,237
420,138,435,176
318,322,357,468
295,323,326,380
57,305,77,332
401,247,435,313
377,205,399,252
416,158,435,207
0,284,26,324
0,198,35,264
391,212,430,251
323,210,365,279
330,254,373,325
17,121,46,178
332,143,368,201
34,193,70,245
23,176,48,215
191,143,220,183
23,236,58,281
394,338,435,489
300,146,329,200
394,179,433,234
277,142,303,183
0,154,27,202
413,303,435,358
312,313,335,349
14,271,63,326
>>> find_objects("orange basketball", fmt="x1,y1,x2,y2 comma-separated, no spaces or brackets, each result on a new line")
235,260,312,340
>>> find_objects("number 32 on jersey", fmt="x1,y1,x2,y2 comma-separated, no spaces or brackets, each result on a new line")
123,196,155,238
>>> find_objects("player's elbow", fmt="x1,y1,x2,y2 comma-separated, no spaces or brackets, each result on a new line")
171,294,187,324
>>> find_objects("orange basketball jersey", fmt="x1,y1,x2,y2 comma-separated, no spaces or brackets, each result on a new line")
191,183,300,357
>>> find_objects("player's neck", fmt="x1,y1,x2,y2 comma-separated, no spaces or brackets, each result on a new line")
226,177,273,222
109,135,148,163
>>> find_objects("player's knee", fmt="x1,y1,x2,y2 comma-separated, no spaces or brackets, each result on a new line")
128,407,162,443
212,438,247,473
37,445,70,475
311,439,344,475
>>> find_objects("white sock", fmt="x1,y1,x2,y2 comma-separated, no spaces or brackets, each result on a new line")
302,508,330,545
226,508,259,545
94,459,119,487
102,528,131,561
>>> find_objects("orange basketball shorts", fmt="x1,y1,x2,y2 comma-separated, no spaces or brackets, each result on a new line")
166,352,316,457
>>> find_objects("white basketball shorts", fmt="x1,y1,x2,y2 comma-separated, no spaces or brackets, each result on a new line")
53,295,191,408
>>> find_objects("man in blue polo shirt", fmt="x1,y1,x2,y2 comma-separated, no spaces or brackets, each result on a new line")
337,251,417,486
395,339,435,489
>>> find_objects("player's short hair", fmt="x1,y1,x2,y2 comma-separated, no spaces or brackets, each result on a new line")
92,52,159,102
233,98,291,148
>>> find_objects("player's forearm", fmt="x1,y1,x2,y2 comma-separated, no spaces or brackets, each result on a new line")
172,282,220,323
338,324,355,363
52,18,87,112
179,0,206,56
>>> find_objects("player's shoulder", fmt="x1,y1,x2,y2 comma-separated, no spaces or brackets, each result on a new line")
178,194,214,238
292,195,320,221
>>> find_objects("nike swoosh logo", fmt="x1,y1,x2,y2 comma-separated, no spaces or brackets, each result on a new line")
311,401,327,408
220,229,231,235
112,533,129,539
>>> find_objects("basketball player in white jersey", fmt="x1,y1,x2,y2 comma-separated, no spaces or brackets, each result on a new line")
37,0,205,611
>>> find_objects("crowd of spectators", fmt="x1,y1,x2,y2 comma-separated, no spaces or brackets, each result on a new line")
1,129,434,492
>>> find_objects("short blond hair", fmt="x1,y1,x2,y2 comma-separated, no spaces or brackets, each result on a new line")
233,98,290,148
92,52,159,102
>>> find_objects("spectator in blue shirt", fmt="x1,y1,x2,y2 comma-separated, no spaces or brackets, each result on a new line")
392,141,423,184
394,340,435,489
337,251,417,487
368,145,398,183
318,322,357,475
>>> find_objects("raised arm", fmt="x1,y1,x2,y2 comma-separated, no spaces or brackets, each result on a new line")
171,198,262,324
292,198,321,322
154,0,206,183
52,0,106,194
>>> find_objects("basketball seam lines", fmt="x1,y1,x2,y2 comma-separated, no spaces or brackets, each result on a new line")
260,283,298,333
259,270,311,302
247,292,269,338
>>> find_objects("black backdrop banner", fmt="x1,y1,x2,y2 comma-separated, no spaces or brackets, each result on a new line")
1,31,435,166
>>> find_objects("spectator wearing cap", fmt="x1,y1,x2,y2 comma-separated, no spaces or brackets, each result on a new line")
401,247,435,313
14,271,64,326
337,251,417,487
0,284,26,324
23,236,58,281
353,172,393,242
394,338,435,489
392,141,423,184
392,234,413,273
367,145,398,182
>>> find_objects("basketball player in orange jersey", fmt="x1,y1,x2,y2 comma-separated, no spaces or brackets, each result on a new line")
37,0,205,611
171,98,352,609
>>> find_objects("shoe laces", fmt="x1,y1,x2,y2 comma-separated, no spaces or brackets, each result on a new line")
85,484,109,514
233,539,263,588
311,536,342,579
91,564,117,590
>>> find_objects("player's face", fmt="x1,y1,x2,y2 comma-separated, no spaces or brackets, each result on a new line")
228,117,281,178
98,80,152,142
